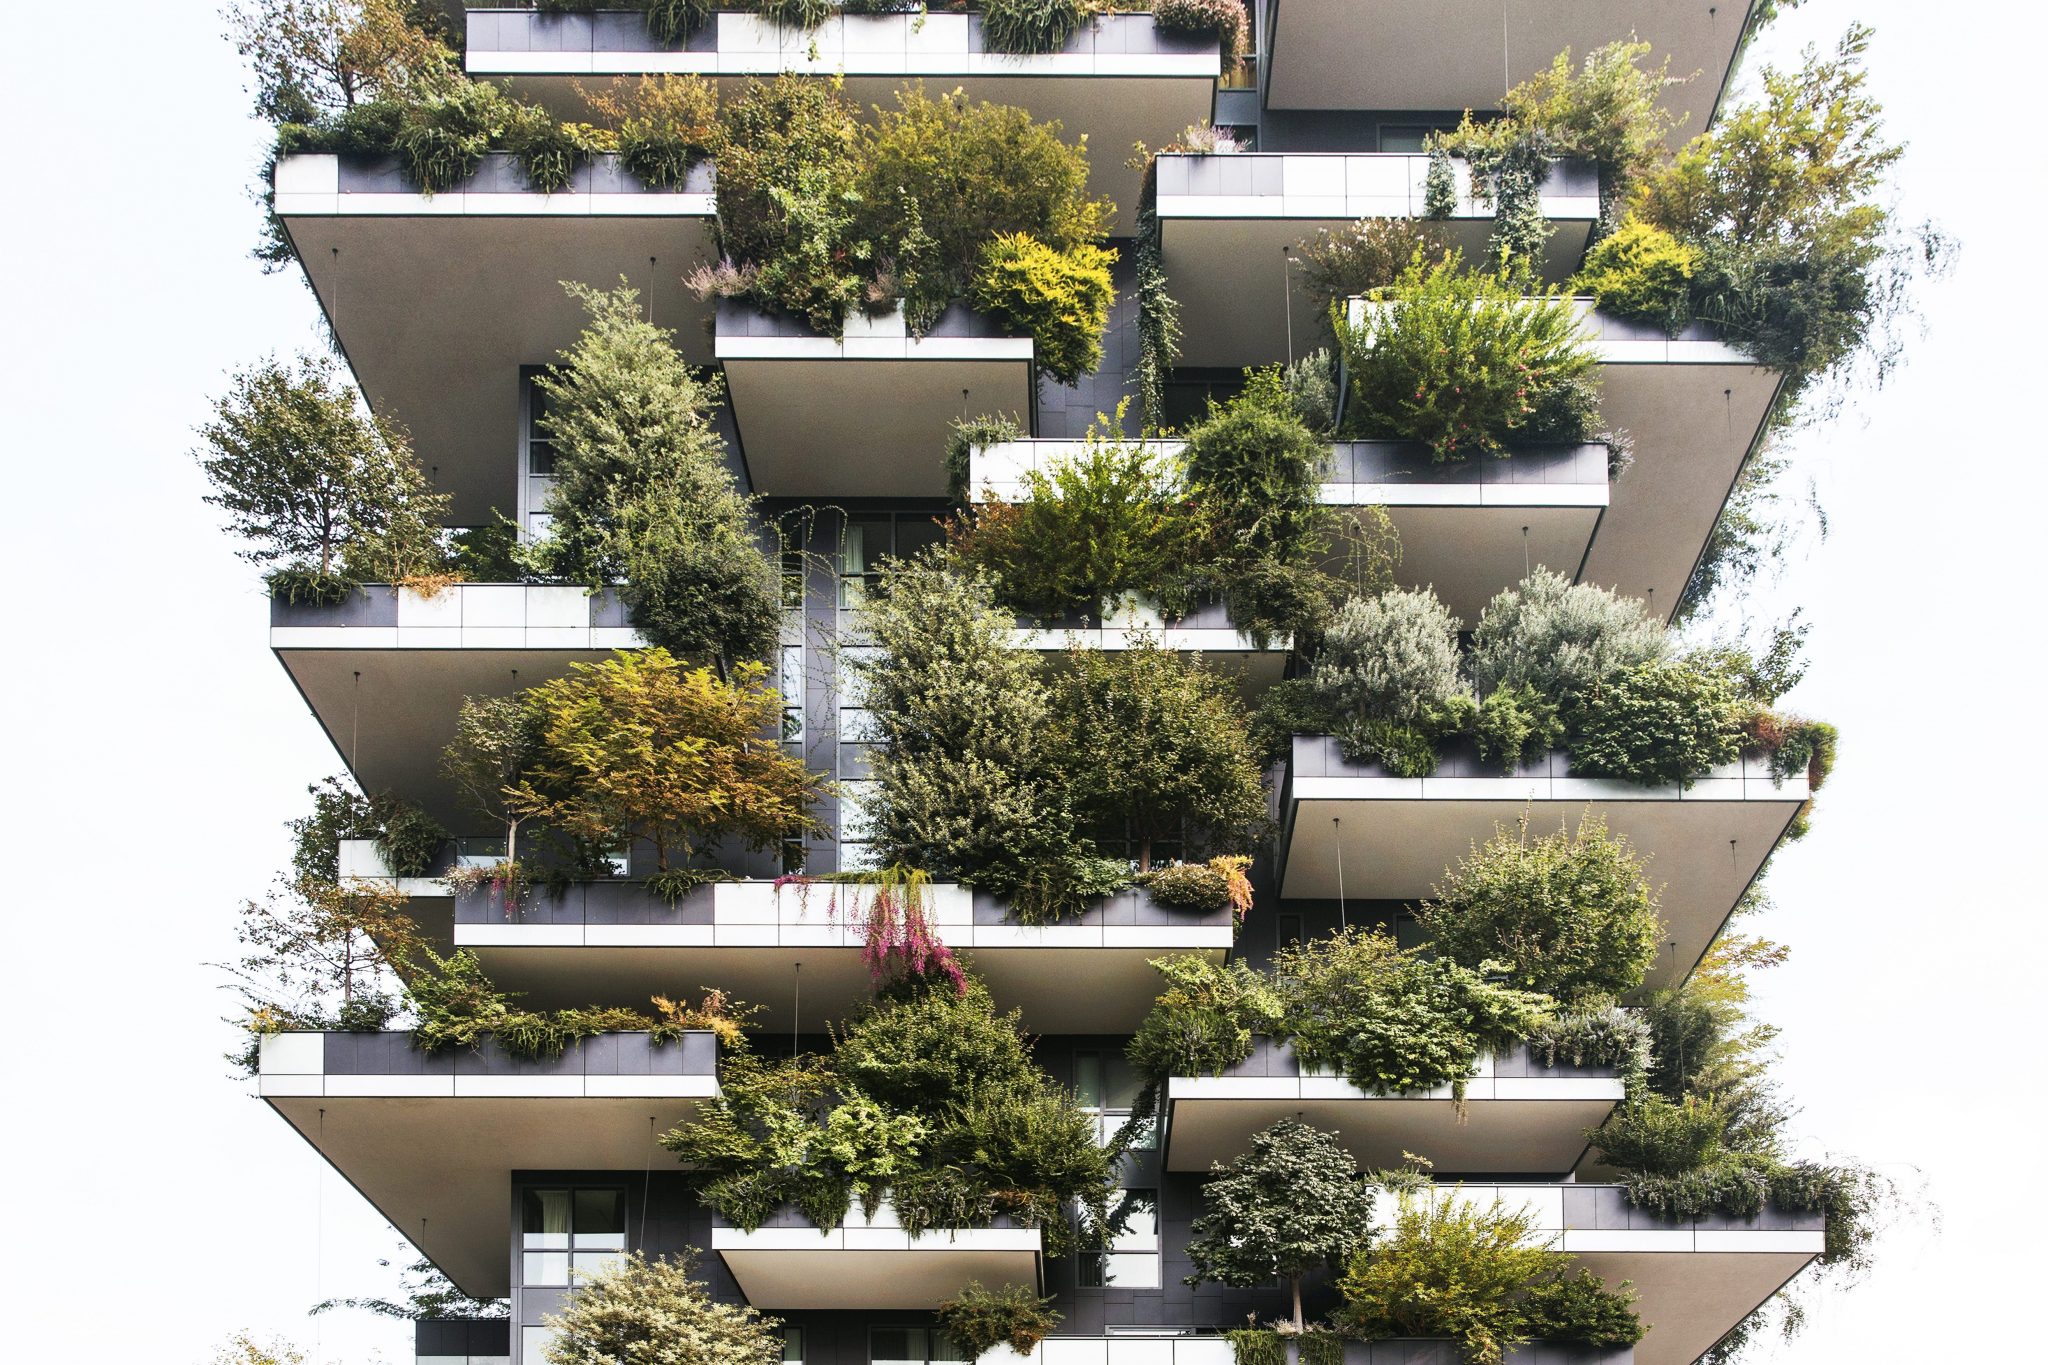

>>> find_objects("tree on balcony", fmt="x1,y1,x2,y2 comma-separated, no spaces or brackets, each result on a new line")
1184,1117,1374,1332
534,282,782,675
194,352,450,602
542,1251,784,1365
515,649,828,872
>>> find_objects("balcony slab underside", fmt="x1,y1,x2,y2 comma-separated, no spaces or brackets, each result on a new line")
716,304,1035,497
1263,0,1753,139
1159,158,1596,371
713,1209,1042,1310
275,153,716,523
274,603,633,826
260,1031,715,1298
1282,742,1807,990
468,9,1220,214
1165,1054,1621,1175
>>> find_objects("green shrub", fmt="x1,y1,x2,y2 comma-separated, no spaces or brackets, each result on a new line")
1469,569,1666,711
1248,676,1342,765
1273,928,1553,1099
1224,1330,1282,1365
1180,368,1328,562
1472,682,1564,773
1139,856,1252,917
971,234,1118,384
1418,814,1663,1004
265,566,356,606
540,1250,783,1365
1525,1004,1653,1093
393,82,514,193
937,1282,1063,1361
1594,1096,1728,1177
504,103,587,194
643,0,714,45
950,418,1193,618
1337,1196,1554,1364
1520,1270,1646,1349
1337,252,1600,459
751,0,833,27
1125,954,1280,1080
1297,219,1447,344
374,799,448,878
979,0,1095,55
1310,588,1465,724
1153,0,1249,61
1570,659,1745,788
1333,695,1474,779
594,74,716,190
1573,218,1699,335
945,412,1023,503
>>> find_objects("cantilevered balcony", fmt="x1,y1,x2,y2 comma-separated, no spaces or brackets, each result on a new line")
342,855,1234,1033
1262,0,1758,139
712,1201,1042,1310
1164,1037,1622,1175
464,8,1222,210
1343,300,1783,621
259,1029,718,1296
272,152,716,523
271,584,641,824
1382,1183,1822,1365
979,1344,1627,1365
1280,737,1808,989
972,437,1610,624
715,300,1035,497
1157,152,1600,367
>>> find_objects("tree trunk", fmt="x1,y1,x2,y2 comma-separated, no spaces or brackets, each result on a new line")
1290,1274,1303,1334
1139,836,1152,874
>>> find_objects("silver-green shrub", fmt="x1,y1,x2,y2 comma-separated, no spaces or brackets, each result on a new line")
1310,588,1465,723
1468,568,1665,707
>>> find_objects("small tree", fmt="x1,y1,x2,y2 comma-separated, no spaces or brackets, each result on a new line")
195,353,449,587
226,0,457,123
205,1332,307,1365
535,281,780,672
442,693,547,863
1418,813,1663,1004
1050,640,1266,871
1336,1196,1558,1365
519,649,827,871
1183,1117,1375,1332
224,878,426,1030
543,1251,784,1365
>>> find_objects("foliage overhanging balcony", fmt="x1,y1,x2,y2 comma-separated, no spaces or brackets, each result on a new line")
973,436,1611,625
258,1028,719,1297
343,846,1234,1032
463,7,1222,211
1378,1182,1822,1365
1280,736,1808,991
1157,151,1600,367
1164,1037,1622,1176
272,151,718,524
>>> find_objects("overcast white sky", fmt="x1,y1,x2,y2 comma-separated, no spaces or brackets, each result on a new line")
1,2,2036,1360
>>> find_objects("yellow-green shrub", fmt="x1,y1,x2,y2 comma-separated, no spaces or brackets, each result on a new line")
1573,218,1699,336
971,234,1117,384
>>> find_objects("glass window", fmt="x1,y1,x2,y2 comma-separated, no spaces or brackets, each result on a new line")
1277,914,1303,949
783,1328,805,1364
1081,1190,1161,1288
521,1327,556,1363
1075,1051,1154,1148
522,1187,626,1287
1377,125,1436,154
523,374,557,475
870,1329,963,1365
780,644,806,740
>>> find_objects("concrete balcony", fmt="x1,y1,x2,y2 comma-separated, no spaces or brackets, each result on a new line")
1164,1037,1622,1175
1157,151,1600,367
271,584,642,825
272,151,716,523
1345,299,1784,622
345,856,1234,1033
1263,0,1757,140
1382,1182,1822,1365
972,437,1610,624
258,1029,718,1297
714,300,1034,497
464,8,1222,211
711,1200,1042,1310
1281,737,1808,990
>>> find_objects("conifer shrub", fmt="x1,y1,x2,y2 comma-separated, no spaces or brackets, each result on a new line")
1336,252,1600,460
1573,218,1699,335
971,234,1118,384
1569,659,1746,788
